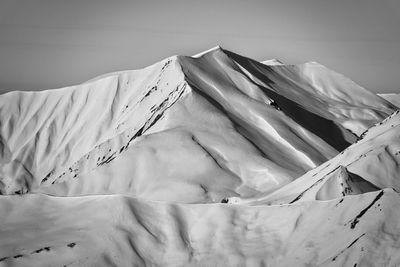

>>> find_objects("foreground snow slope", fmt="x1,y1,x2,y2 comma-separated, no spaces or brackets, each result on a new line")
0,47,399,266
0,189,399,267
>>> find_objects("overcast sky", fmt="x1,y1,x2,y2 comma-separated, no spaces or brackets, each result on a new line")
0,0,399,93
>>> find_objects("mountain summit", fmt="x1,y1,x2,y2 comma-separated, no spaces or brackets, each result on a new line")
0,47,399,266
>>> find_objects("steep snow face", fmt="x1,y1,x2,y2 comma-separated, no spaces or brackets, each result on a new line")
247,110,400,205
1,47,400,266
223,50,396,137
379,93,400,108
0,57,186,195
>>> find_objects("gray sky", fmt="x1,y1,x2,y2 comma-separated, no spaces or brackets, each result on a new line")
0,0,399,93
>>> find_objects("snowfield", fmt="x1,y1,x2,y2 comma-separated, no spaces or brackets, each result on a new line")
0,47,399,266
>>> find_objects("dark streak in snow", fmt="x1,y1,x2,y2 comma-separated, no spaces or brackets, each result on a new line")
32,246,51,254
349,190,384,229
332,233,366,261
97,152,117,166
335,198,344,207
41,170,54,183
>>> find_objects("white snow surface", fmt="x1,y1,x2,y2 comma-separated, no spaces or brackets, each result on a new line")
261,58,284,65
0,47,399,266
379,93,400,108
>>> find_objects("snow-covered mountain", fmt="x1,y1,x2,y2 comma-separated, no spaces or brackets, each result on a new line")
0,47,399,266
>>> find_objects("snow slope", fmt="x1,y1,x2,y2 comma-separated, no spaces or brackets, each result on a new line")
379,93,400,108
0,189,399,267
0,47,399,266
235,110,400,205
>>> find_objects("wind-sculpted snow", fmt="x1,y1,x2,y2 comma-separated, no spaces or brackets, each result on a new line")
1,189,400,267
224,50,396,137
0,47,400,266
245,110,400,205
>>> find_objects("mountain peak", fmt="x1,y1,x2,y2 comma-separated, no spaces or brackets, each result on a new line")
192,45,224,58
